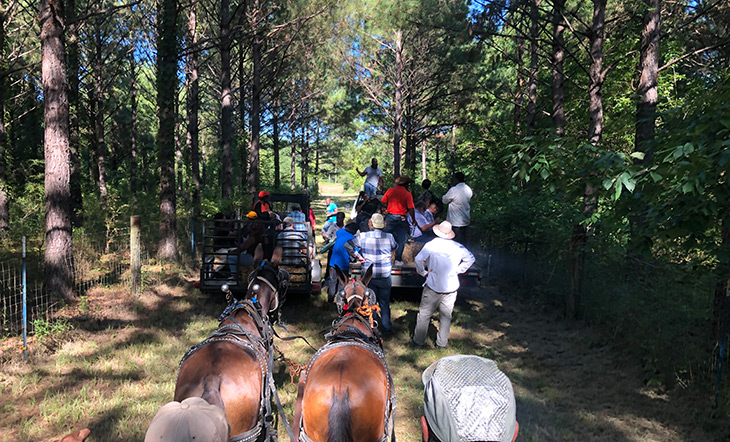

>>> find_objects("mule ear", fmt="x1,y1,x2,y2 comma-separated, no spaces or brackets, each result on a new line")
334,265,349,287
361,264,374,287
253,243,265,266
270,245,283,267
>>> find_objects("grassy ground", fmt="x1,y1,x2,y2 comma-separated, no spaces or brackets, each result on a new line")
1,194,729,441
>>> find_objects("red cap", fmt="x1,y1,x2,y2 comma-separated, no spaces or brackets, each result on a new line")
258,191,270,198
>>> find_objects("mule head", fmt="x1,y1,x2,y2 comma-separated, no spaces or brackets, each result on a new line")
334,265,375,313
247,244,287,321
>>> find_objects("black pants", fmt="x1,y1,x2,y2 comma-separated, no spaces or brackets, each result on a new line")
453,226,468,245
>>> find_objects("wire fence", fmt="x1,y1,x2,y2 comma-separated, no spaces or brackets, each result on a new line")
0,228,144,340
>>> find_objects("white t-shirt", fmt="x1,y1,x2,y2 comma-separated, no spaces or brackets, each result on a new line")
364,166,382,187
443,182,473,227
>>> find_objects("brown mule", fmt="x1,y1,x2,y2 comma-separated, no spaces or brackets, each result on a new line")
174,244,288,441
293,265,396,442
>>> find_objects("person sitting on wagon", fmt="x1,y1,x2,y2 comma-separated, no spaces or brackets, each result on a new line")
278,216,309,266
253,190,271,216
355,191,381,232
421,354,519,442
286,203,308,231
409,200,440,243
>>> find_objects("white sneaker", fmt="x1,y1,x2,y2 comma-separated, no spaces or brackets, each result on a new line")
394,260,404,267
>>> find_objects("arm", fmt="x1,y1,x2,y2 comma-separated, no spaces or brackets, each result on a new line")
415,247,429,276
456,245,476,274
442,187,454,204
356,167,367,177
344,238,363,261
407,208,416,226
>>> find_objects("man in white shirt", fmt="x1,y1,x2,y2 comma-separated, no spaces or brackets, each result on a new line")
442,172,473,245
412,221,475,348
356,158,383,197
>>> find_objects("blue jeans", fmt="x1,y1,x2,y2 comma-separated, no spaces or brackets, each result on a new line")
364,182,377,197
384,214,409,261
369,276,392,333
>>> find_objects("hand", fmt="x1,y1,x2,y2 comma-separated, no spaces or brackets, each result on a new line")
358,257,365,263
58,428,91,442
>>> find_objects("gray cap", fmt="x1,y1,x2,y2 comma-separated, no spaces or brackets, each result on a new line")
422,355,516,442
145,397,229,442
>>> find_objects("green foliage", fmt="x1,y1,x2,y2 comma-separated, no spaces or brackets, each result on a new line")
32,318,73,339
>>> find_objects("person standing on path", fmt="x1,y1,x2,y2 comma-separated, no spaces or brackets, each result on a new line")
357,157,383,197
412,221,475,348
327,222,362,303
354,213,397,334
381,175,416,266
442,172,472,245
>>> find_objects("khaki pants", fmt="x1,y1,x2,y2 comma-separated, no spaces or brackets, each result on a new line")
412,285,457,347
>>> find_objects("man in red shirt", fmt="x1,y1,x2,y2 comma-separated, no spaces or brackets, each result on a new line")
381,175,416,266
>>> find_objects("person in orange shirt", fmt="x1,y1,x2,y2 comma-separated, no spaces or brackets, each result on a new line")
381,175,416,266
253,190,271,215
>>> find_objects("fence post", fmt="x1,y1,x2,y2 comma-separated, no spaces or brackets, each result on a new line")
131,216,141,294
22,236,27,361
191,208,195,268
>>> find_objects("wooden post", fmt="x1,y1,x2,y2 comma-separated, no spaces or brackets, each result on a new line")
131,216,141,294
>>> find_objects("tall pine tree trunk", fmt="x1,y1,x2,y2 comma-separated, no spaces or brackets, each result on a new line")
513,21,524,133
41,0,75,300
314,126,320,191
0,5,9,234
568,0,606,319
220,0,233,200
238,37,247,191
393,29,403,178
635,0,660,162
65,0,82,226
421,138,427,181
526,0,540,132
130,56,139,206
247,0,261,195
552,0,566,136
93,20,108,206
273,103,280,188
301,124,308,190
186,4,200,210
290,130,296,190
157,0,178,261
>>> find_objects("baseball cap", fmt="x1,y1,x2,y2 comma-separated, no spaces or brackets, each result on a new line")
246,211,258,219
145,397,229,442
422,355,516,442
258,190,270,198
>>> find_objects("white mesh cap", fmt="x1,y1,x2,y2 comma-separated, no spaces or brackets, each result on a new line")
422,355,516,442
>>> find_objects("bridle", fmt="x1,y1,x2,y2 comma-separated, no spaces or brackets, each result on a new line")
335,279,376,315
246,262,283,315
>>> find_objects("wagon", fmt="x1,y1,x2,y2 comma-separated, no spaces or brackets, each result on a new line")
198,193,322,296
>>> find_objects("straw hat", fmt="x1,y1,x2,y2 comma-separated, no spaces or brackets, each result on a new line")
433,221,455,239
395,175,414,185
